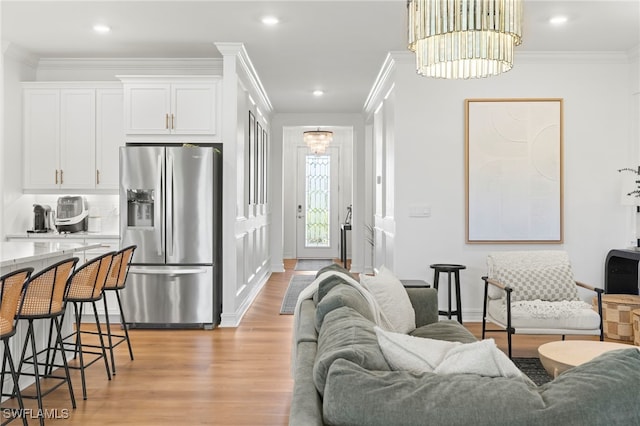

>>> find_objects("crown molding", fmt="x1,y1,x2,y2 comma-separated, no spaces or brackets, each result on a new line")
215,42,273,116
2,43,39,68
37,57,223,74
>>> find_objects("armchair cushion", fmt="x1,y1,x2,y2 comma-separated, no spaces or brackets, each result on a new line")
494,264,579,302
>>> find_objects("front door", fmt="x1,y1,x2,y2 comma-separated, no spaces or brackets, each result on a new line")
296,146,340,259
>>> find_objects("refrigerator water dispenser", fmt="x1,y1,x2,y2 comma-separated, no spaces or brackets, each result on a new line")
127,189,154,227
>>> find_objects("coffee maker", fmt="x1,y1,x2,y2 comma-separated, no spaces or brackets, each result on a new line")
30,204,53,233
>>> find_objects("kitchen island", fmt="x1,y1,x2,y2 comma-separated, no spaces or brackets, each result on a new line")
0,241,101,271
0,241,101,393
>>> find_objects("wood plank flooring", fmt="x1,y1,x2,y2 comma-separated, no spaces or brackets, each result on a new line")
4,259,606,425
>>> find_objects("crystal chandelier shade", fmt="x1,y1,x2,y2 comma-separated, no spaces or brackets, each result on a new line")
408,0,523,79
304,130,333,155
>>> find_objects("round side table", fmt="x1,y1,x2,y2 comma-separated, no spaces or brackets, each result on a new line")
430,264,466,323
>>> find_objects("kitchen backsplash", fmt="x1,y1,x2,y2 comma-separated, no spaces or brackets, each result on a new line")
4,194,119,235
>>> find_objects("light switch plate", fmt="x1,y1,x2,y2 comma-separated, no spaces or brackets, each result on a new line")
409,204,431,217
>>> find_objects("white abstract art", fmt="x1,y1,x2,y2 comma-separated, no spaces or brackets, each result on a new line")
465,99,563,243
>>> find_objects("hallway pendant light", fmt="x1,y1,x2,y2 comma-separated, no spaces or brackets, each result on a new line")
407,0,523,79
304,129,333,155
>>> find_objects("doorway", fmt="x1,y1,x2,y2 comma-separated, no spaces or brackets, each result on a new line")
296,146,340,258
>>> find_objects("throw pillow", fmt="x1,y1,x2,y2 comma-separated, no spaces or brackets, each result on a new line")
360,266,416,333
434,339,523,378
375,327,523,379
494,264,579,302
374,326,459,373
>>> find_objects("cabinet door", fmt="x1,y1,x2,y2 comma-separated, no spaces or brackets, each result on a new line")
124,84,171,134
171,83,218,135
23,89,60,189
59,89,96,189
96,89,124,189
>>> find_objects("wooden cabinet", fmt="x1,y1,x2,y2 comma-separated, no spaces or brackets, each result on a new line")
22,83,123,192
121,76,221,141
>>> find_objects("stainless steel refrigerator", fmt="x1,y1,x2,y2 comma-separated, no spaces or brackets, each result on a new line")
119,145,221,328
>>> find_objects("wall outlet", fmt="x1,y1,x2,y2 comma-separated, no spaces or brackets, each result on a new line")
409,204,431,217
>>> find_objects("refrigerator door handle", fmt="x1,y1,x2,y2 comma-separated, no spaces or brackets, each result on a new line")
167,153,174,257
128,267,207,276
156,154,164,257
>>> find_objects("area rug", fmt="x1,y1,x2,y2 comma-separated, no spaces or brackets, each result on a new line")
280,275,316,314
294,259,334,271
512,357,552,386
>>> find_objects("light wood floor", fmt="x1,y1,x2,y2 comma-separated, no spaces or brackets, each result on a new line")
5,259,605,425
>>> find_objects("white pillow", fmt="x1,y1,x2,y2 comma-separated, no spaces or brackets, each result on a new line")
374,327,459,373
434,339,523,378
360,266,416,333
375,327,523,379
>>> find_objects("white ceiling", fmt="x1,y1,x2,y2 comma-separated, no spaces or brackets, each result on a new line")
2,0,639,114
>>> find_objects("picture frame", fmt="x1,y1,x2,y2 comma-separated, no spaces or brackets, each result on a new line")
256,121,262,205
465,98,564,243
248,111,256,205
262,128,268,204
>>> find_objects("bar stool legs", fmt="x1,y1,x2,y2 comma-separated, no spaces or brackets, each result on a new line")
102,289,134,375
1,338,27,426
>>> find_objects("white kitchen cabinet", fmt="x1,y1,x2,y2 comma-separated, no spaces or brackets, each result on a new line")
121,76,221,140
96,89,124,190
22,83,123,192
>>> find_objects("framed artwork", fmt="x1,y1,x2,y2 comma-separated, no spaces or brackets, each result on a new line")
248,111,255,205
465,98,564,243
256,121,262,205
262,128,268,204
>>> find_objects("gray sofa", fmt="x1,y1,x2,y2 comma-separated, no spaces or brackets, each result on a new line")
289,265,640,426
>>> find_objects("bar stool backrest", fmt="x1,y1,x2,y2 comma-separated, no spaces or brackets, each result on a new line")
0,268,33,338
19,257,79,318
67,252,116,301
105,245,136,291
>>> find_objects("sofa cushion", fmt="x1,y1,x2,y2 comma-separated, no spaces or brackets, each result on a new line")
410,320,477,343
487,298,601,330
322,348,640,426
315,283,374,332
360,266,416,333
313,306,390,396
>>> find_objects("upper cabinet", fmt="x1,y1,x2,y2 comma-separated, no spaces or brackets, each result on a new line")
120,76,221,142
22,82,123,193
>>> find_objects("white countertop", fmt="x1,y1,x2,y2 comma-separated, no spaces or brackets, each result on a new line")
6,232,119,240
0,241,101,268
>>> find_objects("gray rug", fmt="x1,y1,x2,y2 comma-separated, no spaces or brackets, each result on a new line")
294,259,334,271
280,275,316,314
512,357,552,386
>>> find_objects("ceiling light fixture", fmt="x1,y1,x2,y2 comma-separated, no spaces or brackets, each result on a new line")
549,16,568,25
312,90,324,97
303,129,333,155
261,16,279,26
407,0,523,79
93,24,111,34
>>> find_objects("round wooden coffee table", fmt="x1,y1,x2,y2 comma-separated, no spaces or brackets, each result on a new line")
538,340,636,378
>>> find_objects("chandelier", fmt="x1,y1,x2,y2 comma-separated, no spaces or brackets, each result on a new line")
303,129,333,155
407,0,523,79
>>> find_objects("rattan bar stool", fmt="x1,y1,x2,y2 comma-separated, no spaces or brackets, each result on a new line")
101,245,136,375
0,268,33,426
15,257,78,426
56,251,115,400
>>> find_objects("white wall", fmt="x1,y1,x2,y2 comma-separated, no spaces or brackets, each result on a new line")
367,51,639,320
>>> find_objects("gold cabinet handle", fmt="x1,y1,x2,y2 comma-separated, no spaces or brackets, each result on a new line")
60,169,63,184
96,169,100,185
55,170,58,184
165,113,169,129
171,114,175,130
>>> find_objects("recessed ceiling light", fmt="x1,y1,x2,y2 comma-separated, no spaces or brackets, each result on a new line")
549,16,568,25
93,24,111,33
313,90,324,97
261,16,279,26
